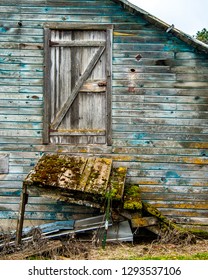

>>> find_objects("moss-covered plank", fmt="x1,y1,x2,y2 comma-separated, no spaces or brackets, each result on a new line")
123,184,142,210
131,216,158,228
25,154,87,189
108,166,127,200
79,157,95,191
84,157,112,196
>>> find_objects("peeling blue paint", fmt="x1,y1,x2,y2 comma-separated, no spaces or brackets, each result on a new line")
0,27,8,33
133,133,147,139
20,63,26,68
166,171,180,178
3,190,21,196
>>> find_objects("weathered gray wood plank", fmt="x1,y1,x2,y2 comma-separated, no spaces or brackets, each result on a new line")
112,80,208,88
84,157,112,195
50,40,106,47
0,154,9,174
112,95,208,105
113,139,208,149
112,110,208,119
0,42,43,50
113,102,208,111
128,177,208,187
113,134,208,144
112,147,206,157
157,208,208,218
140,192,208,201
145,201,208,210
113,124,208,134
112,117,208,127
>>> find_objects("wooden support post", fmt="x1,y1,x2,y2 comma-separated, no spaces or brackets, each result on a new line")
16,184,28,245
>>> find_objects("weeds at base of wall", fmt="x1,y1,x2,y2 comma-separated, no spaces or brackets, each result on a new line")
0,226,207,260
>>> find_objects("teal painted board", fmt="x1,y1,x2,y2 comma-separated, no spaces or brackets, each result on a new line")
0,0,208,231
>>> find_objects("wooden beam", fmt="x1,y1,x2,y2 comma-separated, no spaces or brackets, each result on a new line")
131,216,158,228
16,184,28,245
44,23,113,30
49,40,106,47
50,129,106,136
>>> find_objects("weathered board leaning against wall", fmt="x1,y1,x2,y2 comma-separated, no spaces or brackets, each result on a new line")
0,0,208,231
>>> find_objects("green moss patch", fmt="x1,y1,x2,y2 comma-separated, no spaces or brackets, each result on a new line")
123,184,142,210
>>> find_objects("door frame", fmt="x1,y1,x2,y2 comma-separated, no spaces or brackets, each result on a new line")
43,24,113,145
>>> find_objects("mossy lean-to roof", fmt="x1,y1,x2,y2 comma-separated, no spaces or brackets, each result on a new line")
24,154,128,208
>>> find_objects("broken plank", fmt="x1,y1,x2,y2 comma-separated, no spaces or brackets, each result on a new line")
146,225,162,236
26,185,102,208
131,216,158,228
108,167,127,200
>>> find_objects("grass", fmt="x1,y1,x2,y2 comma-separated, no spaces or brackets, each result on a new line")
86,238,208,260
27,252,208,260
127,252,208,260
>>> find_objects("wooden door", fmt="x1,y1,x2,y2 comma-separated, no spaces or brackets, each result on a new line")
43,26,112,145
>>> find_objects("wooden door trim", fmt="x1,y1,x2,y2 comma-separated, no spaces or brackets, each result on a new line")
44,23,113,30
106,28,113,146
43,28,51,144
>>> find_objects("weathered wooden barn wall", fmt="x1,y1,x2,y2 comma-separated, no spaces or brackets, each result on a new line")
0,0,208,231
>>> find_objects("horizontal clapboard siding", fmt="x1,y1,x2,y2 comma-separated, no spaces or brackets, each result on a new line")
0,0,208,231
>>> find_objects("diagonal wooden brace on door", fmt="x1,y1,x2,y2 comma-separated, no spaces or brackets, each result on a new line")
50,45,106,130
